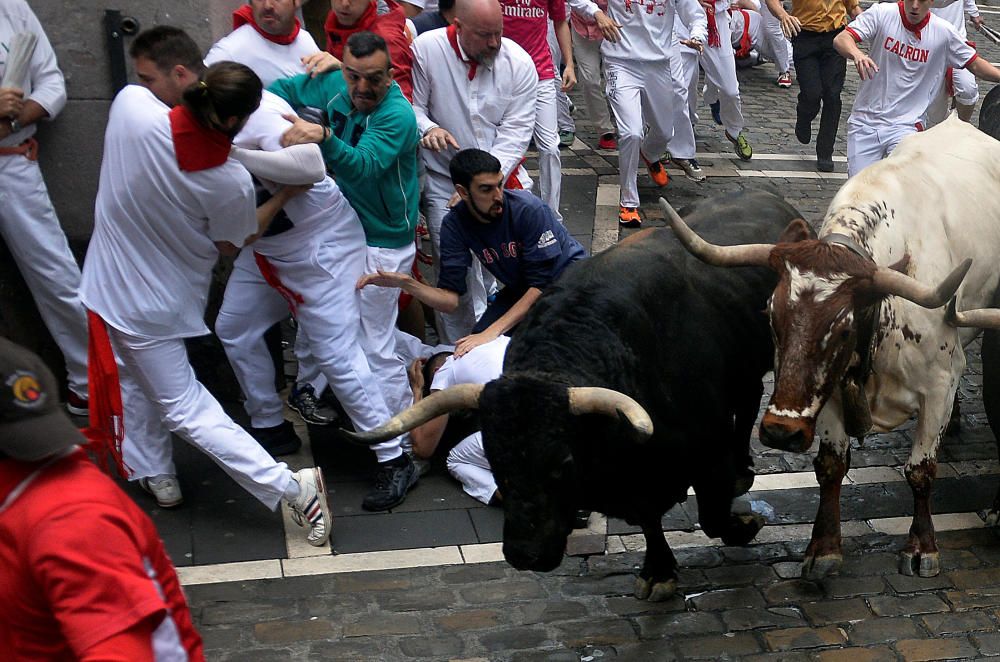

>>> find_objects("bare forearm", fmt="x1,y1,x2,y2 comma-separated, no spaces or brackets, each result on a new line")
401,277,461,313
481,287,543,338
17,99,48,127
833,31,859,59
765,0,788,20
969,56,1000,82
555,20,574,69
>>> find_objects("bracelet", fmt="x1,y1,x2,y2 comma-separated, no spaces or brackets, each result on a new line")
322,125,331,142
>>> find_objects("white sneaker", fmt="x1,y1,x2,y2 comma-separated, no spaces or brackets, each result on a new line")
139,474,183,508
287,468,331,547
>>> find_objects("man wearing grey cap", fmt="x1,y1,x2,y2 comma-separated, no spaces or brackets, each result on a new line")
0,337,203,660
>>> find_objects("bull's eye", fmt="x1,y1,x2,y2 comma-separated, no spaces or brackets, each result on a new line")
840,328,852,341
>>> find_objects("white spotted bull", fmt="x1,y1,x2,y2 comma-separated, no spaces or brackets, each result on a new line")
668,115,1000,579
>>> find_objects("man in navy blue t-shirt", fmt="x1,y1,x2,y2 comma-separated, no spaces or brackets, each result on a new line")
358,148,586,357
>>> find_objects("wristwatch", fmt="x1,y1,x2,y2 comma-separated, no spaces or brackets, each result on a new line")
8,117,21,133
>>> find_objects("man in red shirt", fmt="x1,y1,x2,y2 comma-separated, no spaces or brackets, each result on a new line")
325,0,415,99
0,337,203,661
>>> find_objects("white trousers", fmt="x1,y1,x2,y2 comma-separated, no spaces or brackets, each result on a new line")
360,244,417,423
423,171,487,344
605,57,675,207
216,233,405,463
572,31,614,135
534,80,564,221
548,23,575,134
669,47,701,160
0,153,88,396
847,119,917,177
446,431,497,505
700,20,745,137
110,327,293,509
758,0,793,73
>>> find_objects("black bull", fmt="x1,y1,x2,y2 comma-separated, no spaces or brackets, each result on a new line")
343,190,812,600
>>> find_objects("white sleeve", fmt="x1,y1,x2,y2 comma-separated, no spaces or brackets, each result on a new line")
22,3,66,118
229,143,326,184
204,41,231,67
492,59,538,180
411,39,439,136
845,2,881,39
964,0,980,18
567,0,602,19
677,0,709,43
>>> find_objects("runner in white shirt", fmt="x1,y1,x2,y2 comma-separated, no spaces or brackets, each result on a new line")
79,54,331,546
569,0,707,227
926,0,983,125
217,90,415,511
698,0,754,160
667,1,709,182
0,0,89,412
206,0,345,429
834,0,1000,175
411,0,538,342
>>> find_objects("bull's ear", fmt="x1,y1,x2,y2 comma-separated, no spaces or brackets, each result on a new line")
887,253,911,275
777,218,815,243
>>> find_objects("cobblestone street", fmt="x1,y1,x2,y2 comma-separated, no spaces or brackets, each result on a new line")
168,11,1000,660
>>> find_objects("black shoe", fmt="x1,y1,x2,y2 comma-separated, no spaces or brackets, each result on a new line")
795,116,811,145
710,100,722,126
288,383,338,426
573,510,592,529
362,454,419,511
249,420,302,456
816,157,834,173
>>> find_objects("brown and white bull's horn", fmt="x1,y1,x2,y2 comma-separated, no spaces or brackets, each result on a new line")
945,296,1000,328
567,387,654,440
871,258,972,309
659,197,773,267
340,384,484,445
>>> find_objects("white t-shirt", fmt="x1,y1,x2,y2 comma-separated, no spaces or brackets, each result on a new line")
931,0,978,38
80,85,256,339
431,335,511,390
0,0,66,147
204,23,319,86
233,91,362,255
411,29,538,183
845,2,976,127
570,0,707,62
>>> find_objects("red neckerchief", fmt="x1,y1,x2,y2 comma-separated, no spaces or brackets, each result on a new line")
897,1,930,40
168,105,232,172
706,3,722,48
324,2,377,57
447,24,478,81
233,5,301,45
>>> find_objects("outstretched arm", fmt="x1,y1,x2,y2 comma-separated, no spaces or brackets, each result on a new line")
356,270,461,312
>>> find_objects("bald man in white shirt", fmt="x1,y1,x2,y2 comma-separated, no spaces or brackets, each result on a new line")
411,0,538,343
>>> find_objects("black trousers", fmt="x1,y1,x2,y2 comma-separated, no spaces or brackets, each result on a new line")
792,28,847,160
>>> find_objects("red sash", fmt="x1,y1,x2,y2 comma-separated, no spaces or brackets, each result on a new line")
82,310,128,478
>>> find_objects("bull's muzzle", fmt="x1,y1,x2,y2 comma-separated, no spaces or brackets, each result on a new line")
759,414,815,452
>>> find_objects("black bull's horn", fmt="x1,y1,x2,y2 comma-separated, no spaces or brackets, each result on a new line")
340,385,654,445
661,197,972,309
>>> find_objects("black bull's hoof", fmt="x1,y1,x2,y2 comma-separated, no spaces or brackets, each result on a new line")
634,576,678,601
720,512,765,547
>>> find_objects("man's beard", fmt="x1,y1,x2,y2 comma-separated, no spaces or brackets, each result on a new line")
470,198,503,222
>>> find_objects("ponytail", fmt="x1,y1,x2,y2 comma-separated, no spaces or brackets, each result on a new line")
182,61,262,134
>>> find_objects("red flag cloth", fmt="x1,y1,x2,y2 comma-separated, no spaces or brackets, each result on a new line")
707,3,721,48
82,310,128,478
168,104,232,172
254,251,305,315
447,24,478,81
232,4,301,45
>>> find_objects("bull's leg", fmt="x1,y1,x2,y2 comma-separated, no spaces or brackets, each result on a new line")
731,380,765,496
901,376,960,578
803,405,850,580
634,522,679,602
981,329,1000,525
695,479,764,546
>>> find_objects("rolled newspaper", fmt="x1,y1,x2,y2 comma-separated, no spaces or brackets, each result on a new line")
1,32,38,89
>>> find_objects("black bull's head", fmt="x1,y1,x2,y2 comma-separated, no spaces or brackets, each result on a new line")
661,197,972,452
340,377,653,571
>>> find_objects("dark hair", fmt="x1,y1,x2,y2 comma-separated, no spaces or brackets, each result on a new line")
449,148,501,189
182,62,262,134
422,352,453,398
439,0,456,13
345,31,392,67
129,25,205,75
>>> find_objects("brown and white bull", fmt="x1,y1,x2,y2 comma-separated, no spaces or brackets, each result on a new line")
668,115,1000,579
